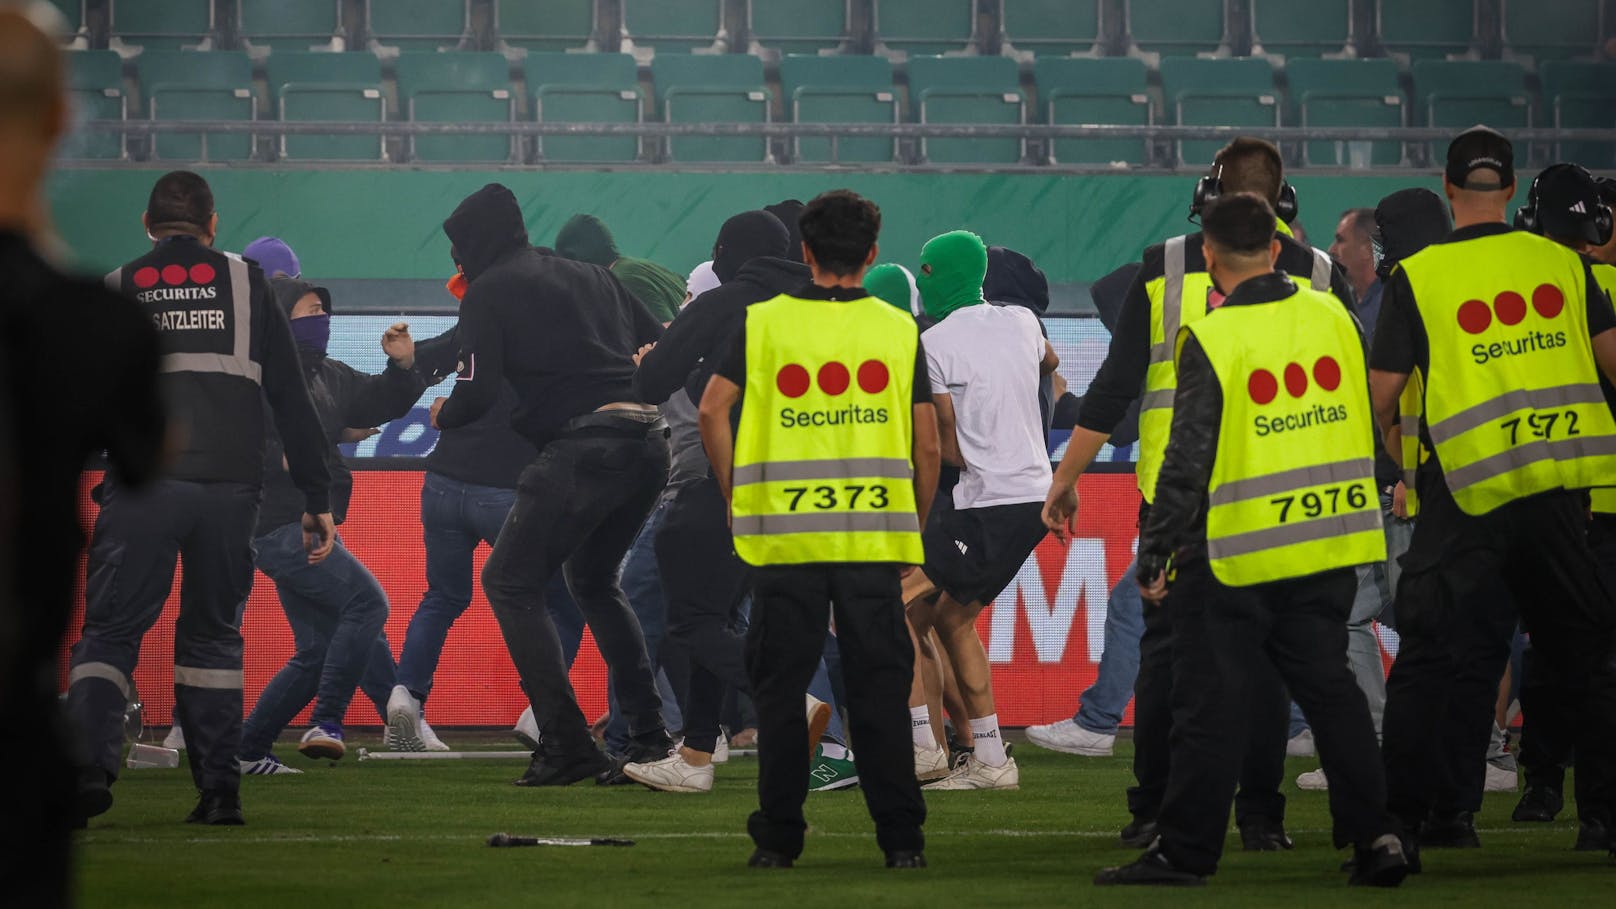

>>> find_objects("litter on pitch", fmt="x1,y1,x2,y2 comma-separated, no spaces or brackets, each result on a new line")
356,748,533,761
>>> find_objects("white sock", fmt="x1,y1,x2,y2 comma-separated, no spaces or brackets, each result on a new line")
820,742,848,761
910,706,935,750
971,714,1007,766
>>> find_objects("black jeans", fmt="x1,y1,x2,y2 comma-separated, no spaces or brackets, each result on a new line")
1384,487,1616,828
481,426,670,755
655,474,751,753
1157,560,1394,876
66,479,260,795
746,563,925,859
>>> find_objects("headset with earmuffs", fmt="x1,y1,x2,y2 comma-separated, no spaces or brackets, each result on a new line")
1514,163,1615,246
1189,164,1300,224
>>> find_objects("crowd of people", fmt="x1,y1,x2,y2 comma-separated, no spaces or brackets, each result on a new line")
4,6,1616,901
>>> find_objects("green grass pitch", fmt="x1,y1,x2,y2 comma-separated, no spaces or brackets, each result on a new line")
76,734,1612,907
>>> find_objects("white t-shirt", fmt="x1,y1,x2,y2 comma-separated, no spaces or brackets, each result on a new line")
923,304,1052,510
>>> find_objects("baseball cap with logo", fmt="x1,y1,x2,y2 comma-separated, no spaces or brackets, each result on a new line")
1531,164,1611,245
1445,125,1515,190
243,236,301,279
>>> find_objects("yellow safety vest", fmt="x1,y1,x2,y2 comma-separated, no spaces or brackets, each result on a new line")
1187,284,1386,587
1138,223,1334,503
1592,261,1616,516
1401,231,1616,516
1397,368,1427,518
730,293,924,566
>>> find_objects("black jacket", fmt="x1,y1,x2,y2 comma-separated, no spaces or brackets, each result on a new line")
436,184,663,447
415,324,536,489
984,245,1056,433
257,279,427,534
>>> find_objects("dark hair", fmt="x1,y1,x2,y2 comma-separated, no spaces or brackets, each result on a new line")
799,190,881,276
1343,207,1376,238
1215,138,1284,204
1201,192,1277,255
146,170,214,231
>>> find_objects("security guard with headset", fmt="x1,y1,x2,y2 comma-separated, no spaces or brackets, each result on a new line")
1095,191,1408,888
697,189,941,870
1502,162,1616,852
1370,127,1616,859
1043,136,1358,851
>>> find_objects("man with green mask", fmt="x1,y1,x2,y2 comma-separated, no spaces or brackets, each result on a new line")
865,263,921,317
904,230,1060,791
555,213,685,323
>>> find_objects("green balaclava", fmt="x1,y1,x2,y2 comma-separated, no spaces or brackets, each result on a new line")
864,263,919,316
917,230,988,322
555,213,620,267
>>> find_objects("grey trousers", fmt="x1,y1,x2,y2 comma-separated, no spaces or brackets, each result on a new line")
1347,516,1414,737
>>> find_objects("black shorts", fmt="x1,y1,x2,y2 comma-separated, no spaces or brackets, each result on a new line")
921,500,1048,607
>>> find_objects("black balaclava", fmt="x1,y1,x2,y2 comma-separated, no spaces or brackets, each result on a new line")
983,245,1050,315
711,210,789,283
764,199,806,263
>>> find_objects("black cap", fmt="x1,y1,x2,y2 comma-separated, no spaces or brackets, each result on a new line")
1445,125,1514,190
1373,188,1452,278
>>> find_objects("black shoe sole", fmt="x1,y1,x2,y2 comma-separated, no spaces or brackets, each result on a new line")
1119,822,1158,849
514,755,613,787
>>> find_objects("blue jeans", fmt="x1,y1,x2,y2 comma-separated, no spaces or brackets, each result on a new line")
1072,557,1142,735
604,495,679,751
396,472,581,704
240,524,396,757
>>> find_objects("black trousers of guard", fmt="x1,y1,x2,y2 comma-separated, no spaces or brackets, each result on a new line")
746,563,925,859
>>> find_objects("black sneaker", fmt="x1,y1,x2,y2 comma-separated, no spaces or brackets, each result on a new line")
184,790,244,826
1347,834,1410,888
1573,819,1611,852
1512,785,1564,822
885,850,926,869
514,747,612,787
1119,817,1159,849
597,731,675,786
748,848,794,869
1239,818,1295,852
75,767,113,826
1094,847,1206,887
1421,810,1480,849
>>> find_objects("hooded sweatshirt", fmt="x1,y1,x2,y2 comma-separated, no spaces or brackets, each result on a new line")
984,245,1055,434
436,184,664,448
257,277,428,535
556,213,685,323
764,199,806,263
865,263,922,316
917,230,989,322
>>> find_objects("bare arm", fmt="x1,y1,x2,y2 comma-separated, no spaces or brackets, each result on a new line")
1041,426,1111,539
698,374,742,504
1369,368,1411,464
911,401,941,531
932,392,964,467
1040,338,1060,376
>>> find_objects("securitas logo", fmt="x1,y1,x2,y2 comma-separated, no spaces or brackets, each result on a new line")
776,359,892,429
1249,356,1350,437
1462,284,1569,365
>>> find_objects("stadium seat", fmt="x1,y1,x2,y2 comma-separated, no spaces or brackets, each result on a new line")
265,52,385,162
1286,58,1404,167
1413,60,1531,161
907,55,1025,165
525,52,643,163
1125,0,1228,57
1501,0,1606,67
1001,0,1102,58
237,0,344,53
108,0,217,51
746,0,851,59
62,49,126,159
494,0,599,53
395,51,516,163
650,54,770,163
779,54,896,164
1159,57,1278,165
621,0,727,58
1377,0,1477,62
874,0,980,58
1539,62,1616,168
1034,56,1151,165
365,0,470,52
138,50,256,161
1251,0,1353,60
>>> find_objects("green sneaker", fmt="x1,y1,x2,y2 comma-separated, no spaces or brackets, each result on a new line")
808,746,859,792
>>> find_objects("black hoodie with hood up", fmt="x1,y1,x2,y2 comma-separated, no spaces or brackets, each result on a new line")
983,246,1057,434
434,184,664,448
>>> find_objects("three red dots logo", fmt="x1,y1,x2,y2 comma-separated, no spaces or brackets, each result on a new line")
1456,284,1564,334
1248,356,1341,405
777,360,891,398
132,263,216,288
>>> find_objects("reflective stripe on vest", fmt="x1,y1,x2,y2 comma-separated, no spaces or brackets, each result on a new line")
108,252,262,385
1401,231,1616,515
1398,368,1426,517
730,294,924,566
1189,286,1386,586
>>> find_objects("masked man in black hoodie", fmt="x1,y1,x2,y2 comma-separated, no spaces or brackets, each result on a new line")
624,210,815,792
236,277,428,771
432,184,673,785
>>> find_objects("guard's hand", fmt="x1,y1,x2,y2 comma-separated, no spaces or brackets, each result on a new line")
302,512,336,564
383,322,415,369
340,426,381,443
1137,553,1170,603
1391,481,1408,520
1042,483,1079,542
633,342,656,366
429,397,447,430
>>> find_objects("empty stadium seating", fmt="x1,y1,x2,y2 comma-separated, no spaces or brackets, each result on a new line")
64,49,125,159
1160,57,1278,165
1414,60,1532,161
874,0,979,58
1001,0,1102,58
1378,0,1477,62
237,0,343,53
621,0,727,57
746,0,851,58
394,51,515,162
109,0,216,51
1539,61,1616,168
494,0,599,53
1286,58,1405,166
779,54,896,163
1034,56,1151,165
907,55,1025,165
650,54,770,162
138,50,255,161
266,51,385,161
366,0,470,52
1501,0,1607,67
526,52,643,163
1126,0,1228,57
1251,0,1353,60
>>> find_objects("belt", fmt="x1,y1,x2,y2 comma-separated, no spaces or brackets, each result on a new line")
557,409,668,438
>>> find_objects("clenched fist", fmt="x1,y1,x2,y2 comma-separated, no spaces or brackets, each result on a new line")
383,322,415,369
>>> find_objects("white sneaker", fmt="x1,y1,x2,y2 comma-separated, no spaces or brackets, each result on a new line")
914,744,950,782
385,685,427,752
1296,768,1329,791
162,725,186,750
713,733,730,764
239,754,304,775
513,705,540,751
806,695,832,759
623,751,714,793
1484,761,1518,792
1025,719,1115,756
419,718,450,752
923,754,1020,791
1286,729,1316,757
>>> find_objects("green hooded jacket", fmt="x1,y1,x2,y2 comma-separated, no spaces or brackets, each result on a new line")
556,213,684,323
916,230,988,322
